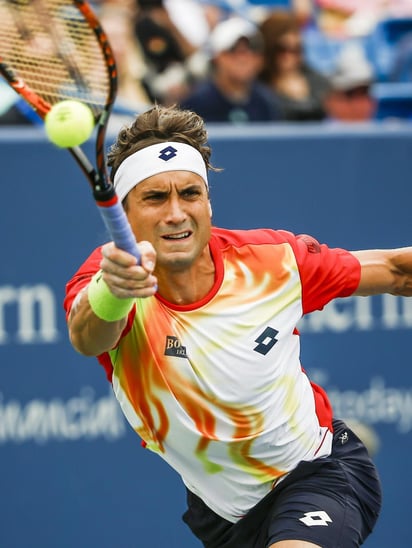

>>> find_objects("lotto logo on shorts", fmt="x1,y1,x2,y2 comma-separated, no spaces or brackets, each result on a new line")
299,511,332,527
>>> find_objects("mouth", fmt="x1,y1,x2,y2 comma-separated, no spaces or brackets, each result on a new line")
162,231,192,241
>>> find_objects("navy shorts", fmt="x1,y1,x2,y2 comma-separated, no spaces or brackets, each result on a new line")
182,419,382,548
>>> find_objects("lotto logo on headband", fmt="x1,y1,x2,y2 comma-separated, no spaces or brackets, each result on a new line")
159,146,178,161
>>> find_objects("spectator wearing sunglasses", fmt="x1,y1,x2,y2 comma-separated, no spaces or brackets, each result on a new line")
179,17,283,124
258,10,331,121
324,43,376,122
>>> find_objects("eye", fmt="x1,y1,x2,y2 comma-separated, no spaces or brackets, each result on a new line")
181,187,201,198
144,191,167,202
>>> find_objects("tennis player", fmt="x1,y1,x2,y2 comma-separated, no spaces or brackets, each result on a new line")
64,105,412,548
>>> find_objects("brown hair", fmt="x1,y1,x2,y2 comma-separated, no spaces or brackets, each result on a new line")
108,104,218,180
258,10,302,83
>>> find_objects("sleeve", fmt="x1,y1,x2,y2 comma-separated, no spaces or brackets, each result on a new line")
290,233,361,315
63,247,103,320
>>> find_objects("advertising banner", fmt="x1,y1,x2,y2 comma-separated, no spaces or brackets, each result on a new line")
1,124,411,548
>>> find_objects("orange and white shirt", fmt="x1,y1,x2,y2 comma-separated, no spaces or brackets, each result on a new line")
64,227,361,523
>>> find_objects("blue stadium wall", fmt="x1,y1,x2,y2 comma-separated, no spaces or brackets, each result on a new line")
1,122,411,548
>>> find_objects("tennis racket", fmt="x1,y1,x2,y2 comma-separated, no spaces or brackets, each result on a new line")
0,0,140,261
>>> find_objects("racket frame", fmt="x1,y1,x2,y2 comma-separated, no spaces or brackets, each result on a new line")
0,0,140,260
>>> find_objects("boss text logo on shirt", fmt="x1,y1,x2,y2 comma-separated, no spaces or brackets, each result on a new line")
164,336,188,358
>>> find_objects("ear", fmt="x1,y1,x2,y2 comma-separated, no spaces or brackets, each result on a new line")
208,201,213,217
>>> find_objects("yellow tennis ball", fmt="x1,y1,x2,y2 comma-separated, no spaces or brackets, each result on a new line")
45,100,95,148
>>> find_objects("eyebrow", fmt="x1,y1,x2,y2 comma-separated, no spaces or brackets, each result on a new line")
140,182,204,196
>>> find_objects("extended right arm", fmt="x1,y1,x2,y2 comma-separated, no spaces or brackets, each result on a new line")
67,241,157,356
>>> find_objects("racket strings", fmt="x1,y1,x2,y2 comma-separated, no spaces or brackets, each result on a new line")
0,0,110,117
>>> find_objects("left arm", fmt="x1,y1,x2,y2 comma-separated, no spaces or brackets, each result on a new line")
352,247,412,296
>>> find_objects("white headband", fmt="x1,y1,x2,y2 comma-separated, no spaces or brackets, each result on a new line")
113,142,209,202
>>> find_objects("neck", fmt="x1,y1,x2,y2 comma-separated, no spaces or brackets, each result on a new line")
155,246,215,305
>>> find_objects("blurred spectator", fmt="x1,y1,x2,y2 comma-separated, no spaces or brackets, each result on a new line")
100,1,152,114
134,0,210,105
323,42,377,122
163,0,214,49
291,0,315,26
316,0,412,38
315,0,356,38
258,10,331,121
0,0,151,124
180,16,283,123
389,31,412,82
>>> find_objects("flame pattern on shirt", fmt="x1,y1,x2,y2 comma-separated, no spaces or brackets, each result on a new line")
107,237,334,520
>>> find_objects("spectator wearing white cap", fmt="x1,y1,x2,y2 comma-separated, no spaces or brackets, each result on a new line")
179,16,283,123
324,42,377,122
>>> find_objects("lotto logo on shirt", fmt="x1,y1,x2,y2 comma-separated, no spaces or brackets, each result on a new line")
164,336,188,358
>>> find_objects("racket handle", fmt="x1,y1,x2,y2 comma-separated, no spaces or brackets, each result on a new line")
97,200,141,263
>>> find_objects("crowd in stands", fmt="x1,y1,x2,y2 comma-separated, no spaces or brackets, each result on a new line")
2,0,412,125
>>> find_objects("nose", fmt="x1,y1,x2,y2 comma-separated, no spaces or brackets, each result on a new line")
165,195,187,224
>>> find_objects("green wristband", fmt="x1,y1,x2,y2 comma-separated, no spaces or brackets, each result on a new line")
88,271,134,322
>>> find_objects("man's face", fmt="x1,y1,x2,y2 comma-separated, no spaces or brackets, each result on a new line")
216,37,263,83
124,171,212,272
325,85,376,122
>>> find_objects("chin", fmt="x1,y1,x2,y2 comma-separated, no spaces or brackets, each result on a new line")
159,252,195,270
